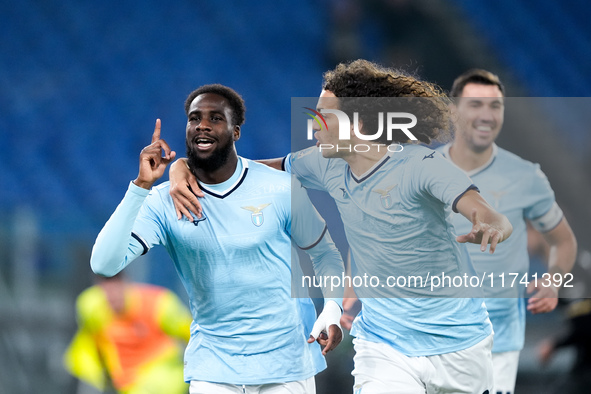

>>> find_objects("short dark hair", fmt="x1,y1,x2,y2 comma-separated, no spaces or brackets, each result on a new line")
449,69,505,98
322,59,451,145
184,84,246,126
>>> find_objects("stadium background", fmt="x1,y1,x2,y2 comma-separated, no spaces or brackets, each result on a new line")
1,0,590,392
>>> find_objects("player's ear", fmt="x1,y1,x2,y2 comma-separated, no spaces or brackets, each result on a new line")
350,117,364,138
355,118,364,135
233,125,241,141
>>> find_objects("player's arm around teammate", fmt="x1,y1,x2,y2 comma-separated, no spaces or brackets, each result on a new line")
168,156,284,220
169,156,513,253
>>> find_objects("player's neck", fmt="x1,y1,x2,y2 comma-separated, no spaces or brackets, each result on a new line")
193,153,239,185
448,141,493,172
345,148,388,177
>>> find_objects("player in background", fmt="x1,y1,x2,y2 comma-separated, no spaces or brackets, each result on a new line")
439,69,577,394
90,84,345,394
168,60,514,393
63,272,191,394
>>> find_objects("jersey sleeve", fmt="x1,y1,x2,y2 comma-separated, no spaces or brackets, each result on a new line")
282,154,291,173
90,182,165,276
414,150,477,211
131,188,170,252
289,147,330,191
524,164,561,232
290,176,345,304
290,176,327,249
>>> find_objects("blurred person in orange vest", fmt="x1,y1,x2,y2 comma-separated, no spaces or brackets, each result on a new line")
63,272,191,394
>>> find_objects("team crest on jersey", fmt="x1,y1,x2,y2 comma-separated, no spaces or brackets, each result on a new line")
241,203,272,227
372,184,397,209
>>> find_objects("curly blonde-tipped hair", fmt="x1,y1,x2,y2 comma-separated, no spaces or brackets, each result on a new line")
322,59,451,145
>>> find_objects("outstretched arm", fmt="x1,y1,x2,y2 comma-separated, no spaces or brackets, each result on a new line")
455,189,513,253
527,217,577,314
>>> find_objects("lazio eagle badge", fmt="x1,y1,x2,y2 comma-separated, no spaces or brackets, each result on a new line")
241,203,272,227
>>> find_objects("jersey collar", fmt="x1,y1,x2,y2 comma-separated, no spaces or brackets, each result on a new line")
441,143,498,177
348,149,393,184
199,157,249,199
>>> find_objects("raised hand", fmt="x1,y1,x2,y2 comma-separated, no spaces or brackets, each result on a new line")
134,119,176,190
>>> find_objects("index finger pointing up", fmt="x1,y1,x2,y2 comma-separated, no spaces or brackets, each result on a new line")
152,118,161,143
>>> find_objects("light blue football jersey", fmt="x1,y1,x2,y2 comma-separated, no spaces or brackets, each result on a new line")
440,143,561,352
289,144,492,357
91,157,344,384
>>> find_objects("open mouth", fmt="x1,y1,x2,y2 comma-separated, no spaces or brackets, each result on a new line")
476,125,492,132
193,137,215,150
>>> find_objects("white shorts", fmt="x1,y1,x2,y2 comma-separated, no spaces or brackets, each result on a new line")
491,350,520,394
352,334,494,394
189,377,315,394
